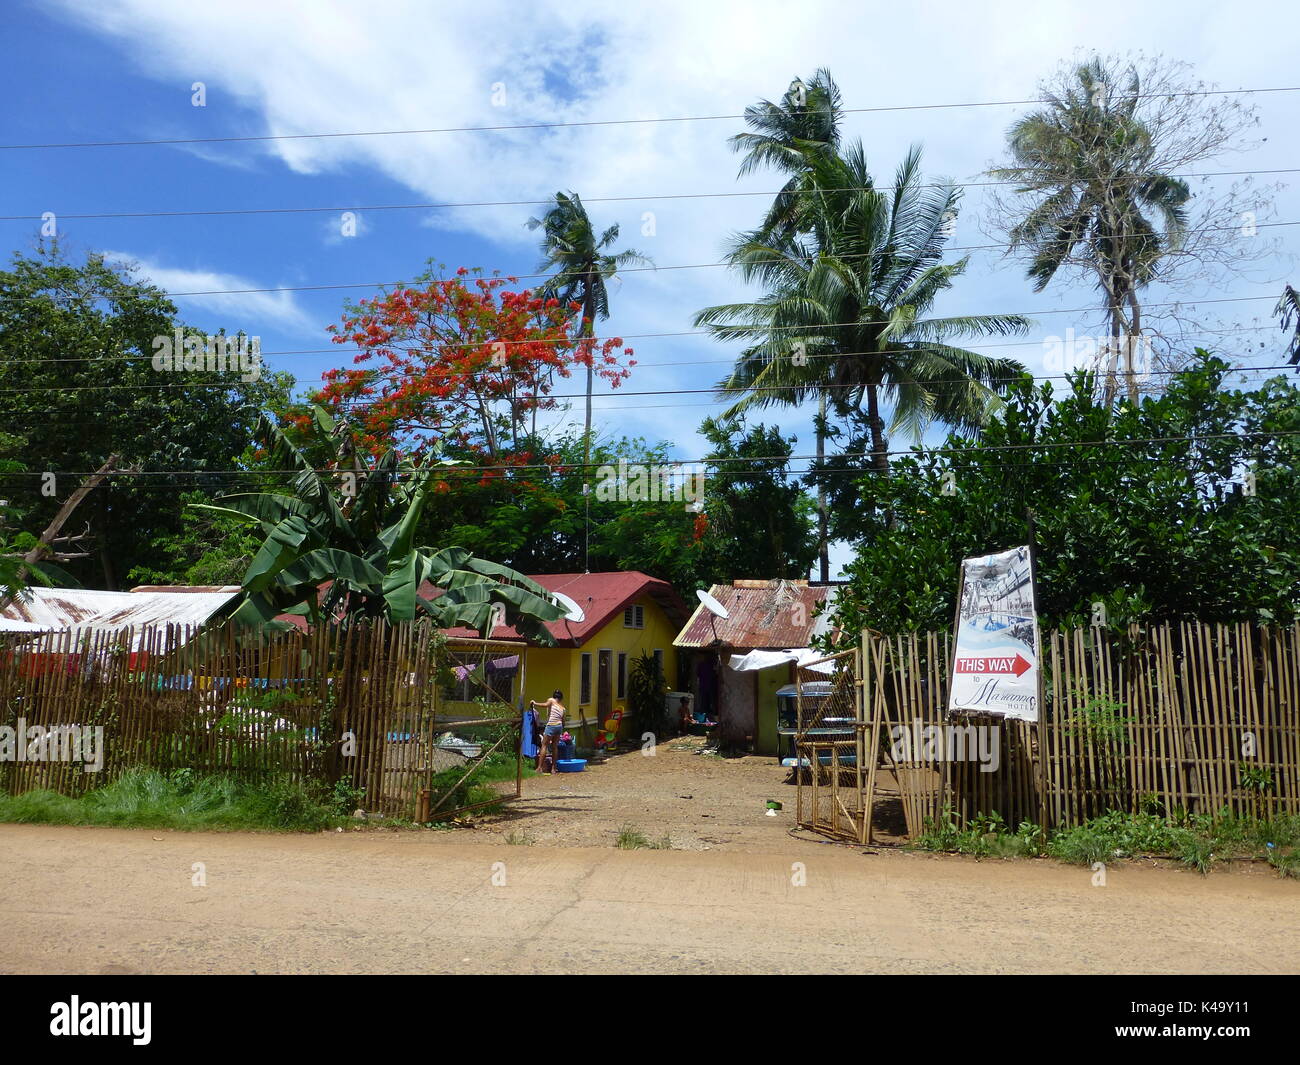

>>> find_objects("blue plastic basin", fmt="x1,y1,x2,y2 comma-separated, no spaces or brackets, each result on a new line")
555,758,587,773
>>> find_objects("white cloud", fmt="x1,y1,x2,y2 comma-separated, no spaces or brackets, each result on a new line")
101,250,320,334
55,0,1300,450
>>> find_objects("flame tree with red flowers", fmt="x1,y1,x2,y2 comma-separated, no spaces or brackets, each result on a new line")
315,268,634,466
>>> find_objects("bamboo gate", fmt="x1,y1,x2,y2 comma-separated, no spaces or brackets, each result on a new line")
795,621,1300,844
0,620,528,821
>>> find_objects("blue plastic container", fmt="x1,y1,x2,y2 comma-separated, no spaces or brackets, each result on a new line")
555,758,587,773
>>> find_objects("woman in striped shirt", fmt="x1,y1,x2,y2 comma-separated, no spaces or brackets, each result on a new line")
529,690,566,774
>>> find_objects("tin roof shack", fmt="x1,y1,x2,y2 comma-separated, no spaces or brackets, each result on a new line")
0,586,239,649
673,579,838,755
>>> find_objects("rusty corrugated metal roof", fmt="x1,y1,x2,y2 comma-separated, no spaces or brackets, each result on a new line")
673,580,832,650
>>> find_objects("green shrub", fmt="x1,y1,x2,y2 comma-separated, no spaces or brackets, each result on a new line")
917,806,1300,879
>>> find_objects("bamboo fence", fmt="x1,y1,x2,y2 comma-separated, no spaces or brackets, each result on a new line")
796,621,1300,843
0,620,525,819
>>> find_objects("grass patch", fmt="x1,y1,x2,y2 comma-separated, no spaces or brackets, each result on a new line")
0,768,342,832
915,806,1300,879
615,823,673,850
423,752,536,820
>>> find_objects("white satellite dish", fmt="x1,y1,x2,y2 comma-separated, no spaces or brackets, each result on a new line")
552,591,586,623
696,588,730,619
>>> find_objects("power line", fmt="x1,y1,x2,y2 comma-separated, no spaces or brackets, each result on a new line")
0,327,1284,380
0,332,1288,401
0,318,1285,373
3,169,1294,224
7,429,1297,480
0,453,1278,493
4,363,1290,426
3,365,1294,427
5,86,1298,151
1,220,1295,307
0,293,1288,388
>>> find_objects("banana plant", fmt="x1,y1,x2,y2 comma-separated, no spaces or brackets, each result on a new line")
194,407,565,642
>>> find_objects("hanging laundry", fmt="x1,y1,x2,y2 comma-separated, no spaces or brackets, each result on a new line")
520,707,540,759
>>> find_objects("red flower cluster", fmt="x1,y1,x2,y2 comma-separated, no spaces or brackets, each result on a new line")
317,274,635,460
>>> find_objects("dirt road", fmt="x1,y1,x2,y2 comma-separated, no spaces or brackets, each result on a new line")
3,742,1297,974
2,821,1296,974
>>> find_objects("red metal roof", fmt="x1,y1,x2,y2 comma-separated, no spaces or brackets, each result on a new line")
268,572,688,644
435,571,689,647
673,580,833,650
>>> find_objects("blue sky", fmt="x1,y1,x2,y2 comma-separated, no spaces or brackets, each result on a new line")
4,0,1298,576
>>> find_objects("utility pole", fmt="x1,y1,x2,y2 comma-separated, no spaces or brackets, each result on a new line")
816,392,829,582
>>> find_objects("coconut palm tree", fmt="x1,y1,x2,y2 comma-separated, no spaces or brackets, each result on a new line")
526,193,651,471
729,67,844,242
727,69,844,578
988,57,1190,403
696,143,1030,480
1276,284,1300,370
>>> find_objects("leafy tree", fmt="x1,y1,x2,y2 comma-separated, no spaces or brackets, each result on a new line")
425,432,706,587
414,419,815,590
526,193,650,469
316,267,633,461
0,246,294,588
695,415,818,581
198,407,565,639
832,354,1300,634
988,57,1189,403
628,651,669,737
0,482,61,599
126,490,263,587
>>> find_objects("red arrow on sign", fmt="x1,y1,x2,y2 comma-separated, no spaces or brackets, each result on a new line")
954,653,1032,677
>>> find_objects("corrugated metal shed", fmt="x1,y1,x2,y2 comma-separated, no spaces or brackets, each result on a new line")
673,580,835,650
1,586,239,651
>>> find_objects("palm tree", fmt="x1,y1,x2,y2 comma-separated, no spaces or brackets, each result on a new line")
989,57,1190,403
729,68,844,242
197,407,565,639
1276,284,1300,370
526,193,651,474
729,69,844,579
695,143,1030,481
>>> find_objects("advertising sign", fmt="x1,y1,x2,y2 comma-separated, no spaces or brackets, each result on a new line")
948,545,1040,722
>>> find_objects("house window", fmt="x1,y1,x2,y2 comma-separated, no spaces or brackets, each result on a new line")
616,652,627,699
580,653,592,704
652,648,664,679
623,605,644,629
441,659,517,704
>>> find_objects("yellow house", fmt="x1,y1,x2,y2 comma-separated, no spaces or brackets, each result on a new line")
440,572,690,742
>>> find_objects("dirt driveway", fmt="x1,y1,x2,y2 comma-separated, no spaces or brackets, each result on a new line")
1,739,1298,974
462,735,810,851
